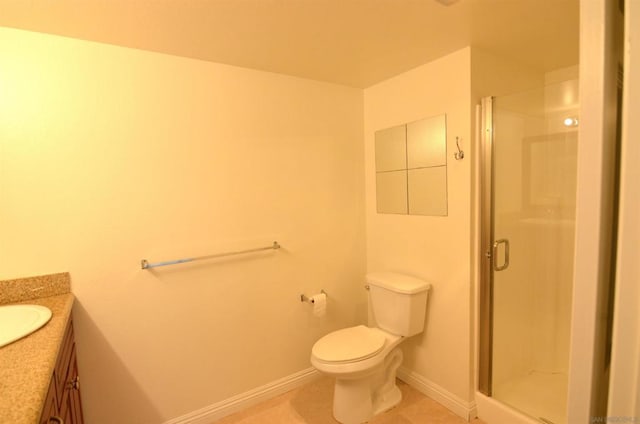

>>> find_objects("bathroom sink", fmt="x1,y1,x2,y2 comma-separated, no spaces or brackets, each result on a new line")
0,304,52,348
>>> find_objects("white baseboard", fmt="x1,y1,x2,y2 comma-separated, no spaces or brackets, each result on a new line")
397,367,477,421
164,366,475,424
164,367,321,424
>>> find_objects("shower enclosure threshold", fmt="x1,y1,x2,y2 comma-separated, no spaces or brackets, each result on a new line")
475,391,543,424
492,370,568,424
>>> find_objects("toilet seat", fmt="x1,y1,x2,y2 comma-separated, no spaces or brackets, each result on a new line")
312,325,386,364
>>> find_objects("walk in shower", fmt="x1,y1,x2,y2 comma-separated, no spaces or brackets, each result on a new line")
478,72,579,424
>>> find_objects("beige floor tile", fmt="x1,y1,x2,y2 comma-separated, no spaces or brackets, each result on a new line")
213,377,486,424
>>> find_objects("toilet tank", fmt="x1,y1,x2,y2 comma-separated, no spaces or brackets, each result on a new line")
366,272,431,337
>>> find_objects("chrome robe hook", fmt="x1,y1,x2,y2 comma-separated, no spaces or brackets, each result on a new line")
454,136,464,160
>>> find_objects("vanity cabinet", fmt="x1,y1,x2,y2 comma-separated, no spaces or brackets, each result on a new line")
39,320,84,424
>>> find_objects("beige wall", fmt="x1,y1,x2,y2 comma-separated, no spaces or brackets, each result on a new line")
364,48,474,404
2,25,584,423
0,27,366,423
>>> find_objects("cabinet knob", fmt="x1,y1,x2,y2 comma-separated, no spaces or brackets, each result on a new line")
67,375,80,390
49,417,64,424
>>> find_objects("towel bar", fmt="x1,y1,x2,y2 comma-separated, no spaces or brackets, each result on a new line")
141,241,281,269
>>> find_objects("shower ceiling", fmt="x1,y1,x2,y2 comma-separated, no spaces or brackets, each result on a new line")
0,0,579,88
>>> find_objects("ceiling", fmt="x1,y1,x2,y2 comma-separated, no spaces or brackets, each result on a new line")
0,0,579,88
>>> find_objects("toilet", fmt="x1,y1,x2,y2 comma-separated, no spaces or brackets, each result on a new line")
310,272,431,424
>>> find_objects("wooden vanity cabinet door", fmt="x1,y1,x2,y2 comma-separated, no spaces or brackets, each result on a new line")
60,346,84,424
54,320,74,408
39,374,58,424
39,319,85,424
69,350,84,424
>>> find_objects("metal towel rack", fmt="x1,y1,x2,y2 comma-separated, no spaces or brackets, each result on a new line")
141,241,281,269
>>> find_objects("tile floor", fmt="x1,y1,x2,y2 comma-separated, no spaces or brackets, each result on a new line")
214,377,486,424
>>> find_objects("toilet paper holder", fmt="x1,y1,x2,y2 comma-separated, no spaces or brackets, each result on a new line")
300,290,327,303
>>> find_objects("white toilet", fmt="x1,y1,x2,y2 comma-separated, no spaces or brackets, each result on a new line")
310,272,431,424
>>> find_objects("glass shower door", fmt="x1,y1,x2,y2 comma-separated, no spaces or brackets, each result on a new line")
485,78,578,424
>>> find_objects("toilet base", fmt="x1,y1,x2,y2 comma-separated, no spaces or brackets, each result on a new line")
332,348,403,424
373,384,401,415
333,376,375,424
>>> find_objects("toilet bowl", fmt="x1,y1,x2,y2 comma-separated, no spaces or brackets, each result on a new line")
310,272,431,424
311,325,405,424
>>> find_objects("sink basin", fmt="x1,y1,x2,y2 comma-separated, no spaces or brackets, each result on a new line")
0,304,52,348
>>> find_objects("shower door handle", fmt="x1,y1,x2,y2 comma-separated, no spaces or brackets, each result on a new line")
492,239,510,271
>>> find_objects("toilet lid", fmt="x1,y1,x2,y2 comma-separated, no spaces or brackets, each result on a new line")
312,325,386,363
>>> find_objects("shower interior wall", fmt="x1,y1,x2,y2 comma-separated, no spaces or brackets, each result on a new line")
471,48,579,423
490,69,578,420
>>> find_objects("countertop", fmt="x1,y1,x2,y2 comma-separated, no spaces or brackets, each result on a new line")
0,273,74,424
